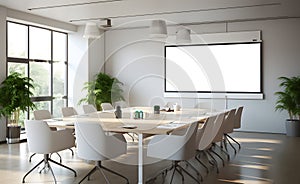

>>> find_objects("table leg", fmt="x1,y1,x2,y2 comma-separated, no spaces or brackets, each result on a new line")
138,133,143,184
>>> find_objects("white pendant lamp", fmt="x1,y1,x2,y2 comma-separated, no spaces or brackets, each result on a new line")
83,22,101,39
176,26,191,43
149,20,167,38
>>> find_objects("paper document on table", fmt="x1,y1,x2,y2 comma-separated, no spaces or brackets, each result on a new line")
157,123,186,129
171,121,191,124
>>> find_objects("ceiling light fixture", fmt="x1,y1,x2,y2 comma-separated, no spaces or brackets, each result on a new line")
83,22,101,39
149,20,167,38
176,26,191,43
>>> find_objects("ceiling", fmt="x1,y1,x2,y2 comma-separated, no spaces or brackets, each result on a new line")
0,0,299,29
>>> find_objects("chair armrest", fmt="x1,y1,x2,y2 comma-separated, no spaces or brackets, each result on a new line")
50,129,75,152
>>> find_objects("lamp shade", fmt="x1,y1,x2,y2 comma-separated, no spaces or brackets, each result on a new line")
149,20,167,38
176,27,191,43
83,22,101,39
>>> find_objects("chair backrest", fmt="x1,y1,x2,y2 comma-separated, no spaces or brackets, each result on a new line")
33,110,52,120
147,121,199,161
177,121,199,160
25,120,52,153
197,112,225,150
213,110,236,142
234,106,244,129
61,107,78,117
74,121,126,161
223,108,236,134
196,115,216,150
25,120,75,154
101,103,114,111
83,104,97,114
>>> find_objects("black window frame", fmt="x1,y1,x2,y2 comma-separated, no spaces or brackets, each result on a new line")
6,21,68,123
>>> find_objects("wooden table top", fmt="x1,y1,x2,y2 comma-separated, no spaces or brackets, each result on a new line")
47,107,211,135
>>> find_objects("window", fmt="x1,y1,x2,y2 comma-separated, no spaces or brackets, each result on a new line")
7,21,68,127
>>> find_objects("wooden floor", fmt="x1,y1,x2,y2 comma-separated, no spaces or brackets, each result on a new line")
1,132,300,184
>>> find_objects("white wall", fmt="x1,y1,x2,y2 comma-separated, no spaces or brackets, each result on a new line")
68,26,88,114
104,18,300,134
68,26,105,114
0,7,7,142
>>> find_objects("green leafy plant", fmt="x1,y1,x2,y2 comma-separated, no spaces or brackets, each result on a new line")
0,72,36,125
79,72,124,110
275,76,300,120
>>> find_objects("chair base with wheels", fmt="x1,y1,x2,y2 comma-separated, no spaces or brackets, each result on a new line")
146,161,201,184
22,154,77,183
78,161,129,184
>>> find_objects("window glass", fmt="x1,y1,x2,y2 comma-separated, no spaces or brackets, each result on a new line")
7,22,28,58
53,61,66,96
53,98,66,118
7,21,68,127
8,63,28,77
30,61,51,96
53,32,67,62
29,27,51,60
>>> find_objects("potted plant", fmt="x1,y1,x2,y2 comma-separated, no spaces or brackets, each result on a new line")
79,72,124,111
0,72,35,143
275,76,300,136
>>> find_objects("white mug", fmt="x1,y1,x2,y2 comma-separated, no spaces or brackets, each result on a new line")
173,104,180,111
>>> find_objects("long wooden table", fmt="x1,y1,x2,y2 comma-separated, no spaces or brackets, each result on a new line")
47,107,211,184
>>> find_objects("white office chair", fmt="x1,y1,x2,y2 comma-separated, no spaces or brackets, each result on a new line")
211,110,235,164
74,121,129,184
194,116,216,174
147,121,200,183
100,103,114,111
23,120,76,183
222,108,238,153
33,110,52,120
196,112,225,173
61,107,78,117
82,104,97,114
226,106,244,150
30,110,63,162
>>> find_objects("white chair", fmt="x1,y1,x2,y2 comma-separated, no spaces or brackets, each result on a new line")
36,109,75,157
30,110,61,162
211,110,235,164
196,112,225,173
222,108,238,153
23,120,76,183
226,106,244,150
33,110,52,120
61,107,78,117
100,103,114,111
82,104,97,114
74,121,129,184
147,121,200,183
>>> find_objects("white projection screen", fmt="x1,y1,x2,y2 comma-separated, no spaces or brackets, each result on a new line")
165,42,262,93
